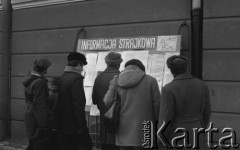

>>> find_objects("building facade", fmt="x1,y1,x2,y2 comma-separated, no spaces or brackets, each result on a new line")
0,0,240,148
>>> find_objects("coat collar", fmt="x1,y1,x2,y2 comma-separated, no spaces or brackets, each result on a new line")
64,66,84,77
173,73,194,81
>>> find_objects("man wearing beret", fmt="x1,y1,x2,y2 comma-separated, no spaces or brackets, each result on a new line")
92,52,122,150
23,58,52,150
157,55,211,150
58,52,92,150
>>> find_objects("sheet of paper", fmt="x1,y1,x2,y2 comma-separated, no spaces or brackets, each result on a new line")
95,52,109,72
162,71,174,87
158,81,163,93
147,54,165,74
164,52,180,72
84,53,98,86
157,36,180,52
90,105,100,116
84,86,93,106
120,50,149,71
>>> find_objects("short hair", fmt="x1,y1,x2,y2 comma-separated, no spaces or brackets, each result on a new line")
125,59,145,72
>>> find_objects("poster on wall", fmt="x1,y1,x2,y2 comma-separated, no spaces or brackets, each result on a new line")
77,35,181,115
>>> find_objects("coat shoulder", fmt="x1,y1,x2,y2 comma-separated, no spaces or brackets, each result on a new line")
144,74,158,83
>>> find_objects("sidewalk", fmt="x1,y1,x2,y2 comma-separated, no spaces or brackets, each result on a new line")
0,142,27,150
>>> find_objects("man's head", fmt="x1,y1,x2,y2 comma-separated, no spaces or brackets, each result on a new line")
33,58,51,74
167,55,188,76
125,59,145,72
105,52,123,69
67,52,87,67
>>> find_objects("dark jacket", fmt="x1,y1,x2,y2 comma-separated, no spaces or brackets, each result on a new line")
58,68,88,134
92,66,120,144
158,73,211,149
23,72,49,138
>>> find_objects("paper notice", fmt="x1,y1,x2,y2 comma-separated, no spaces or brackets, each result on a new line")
162,71,174,87
120,50,149,71
95,52,109,72
157,36,181,52
84,53,98,86
90,105,100,116
164,52,180,72
147,54,165,74
84,86,93,106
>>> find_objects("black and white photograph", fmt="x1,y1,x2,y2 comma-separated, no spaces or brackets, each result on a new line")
0,0,239,150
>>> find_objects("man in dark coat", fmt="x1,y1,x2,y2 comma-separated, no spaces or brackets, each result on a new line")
58,52,92,150
23,58,51,150
157,55,211,150
92,52,122,150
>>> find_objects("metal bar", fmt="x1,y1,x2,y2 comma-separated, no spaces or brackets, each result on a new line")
191,0,203,79
0,0,12,141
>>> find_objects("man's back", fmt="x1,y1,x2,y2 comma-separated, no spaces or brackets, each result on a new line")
58,72,87,134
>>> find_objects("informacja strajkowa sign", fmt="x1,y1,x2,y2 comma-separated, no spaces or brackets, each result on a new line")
77,36,181,52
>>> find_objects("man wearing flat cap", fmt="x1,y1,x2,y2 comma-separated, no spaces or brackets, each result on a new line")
157,55,211,150
23,58,52,150
58,52,92,150
92,52,122,150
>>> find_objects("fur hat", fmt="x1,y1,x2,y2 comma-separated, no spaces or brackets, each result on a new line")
105,52,123,65
167,55,188,74
67,52,87,66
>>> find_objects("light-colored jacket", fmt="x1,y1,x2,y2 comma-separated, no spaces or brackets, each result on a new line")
104,65,161,147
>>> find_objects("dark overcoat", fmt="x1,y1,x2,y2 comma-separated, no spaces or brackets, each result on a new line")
58,70,88,134
92,67,120,144
158,73,211,150
23,72,49,138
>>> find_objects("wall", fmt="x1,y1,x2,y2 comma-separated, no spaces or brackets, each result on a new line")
10,0,191,146
203,0,240,146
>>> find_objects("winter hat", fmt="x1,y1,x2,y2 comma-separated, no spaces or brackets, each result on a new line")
34,58,51,69
167,55,188,74
67,52,87,66
105,52,123,65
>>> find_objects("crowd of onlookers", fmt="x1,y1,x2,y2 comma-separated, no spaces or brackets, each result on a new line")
23,51,211,150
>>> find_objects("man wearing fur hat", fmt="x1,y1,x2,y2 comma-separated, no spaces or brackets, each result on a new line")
58,52,92,150
157,55,211,150
23,58,52,150
92,52,122,150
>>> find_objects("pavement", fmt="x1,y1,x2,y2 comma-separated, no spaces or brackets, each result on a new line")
0,141,27,150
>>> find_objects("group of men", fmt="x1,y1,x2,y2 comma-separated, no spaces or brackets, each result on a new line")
23,51,211,150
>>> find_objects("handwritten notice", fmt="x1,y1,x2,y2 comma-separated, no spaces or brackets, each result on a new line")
84,86,93,106
84,53,98,86
147,54,165,74
157,36,181,52
120,50,149,71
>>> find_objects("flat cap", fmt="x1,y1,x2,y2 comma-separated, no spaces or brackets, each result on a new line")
167,55,188,74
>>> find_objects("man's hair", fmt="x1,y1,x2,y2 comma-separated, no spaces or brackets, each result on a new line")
125,59,145,72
